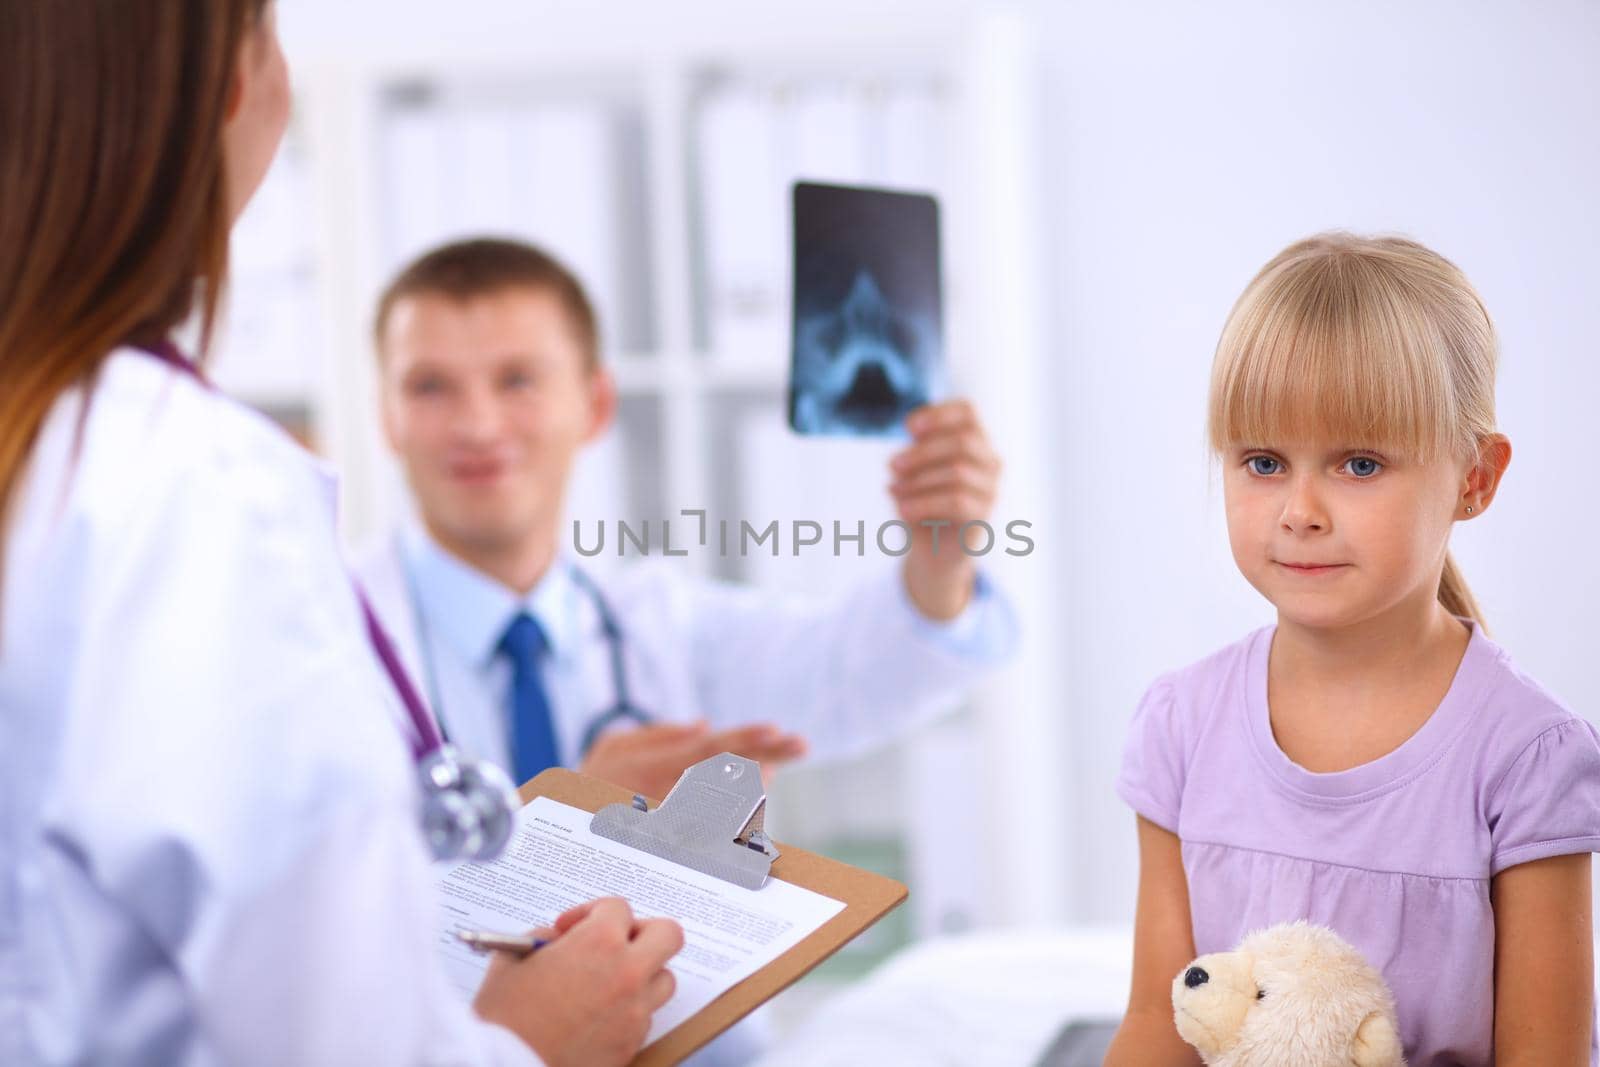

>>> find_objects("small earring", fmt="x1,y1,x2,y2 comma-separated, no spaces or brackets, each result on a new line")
1465,505,1475,514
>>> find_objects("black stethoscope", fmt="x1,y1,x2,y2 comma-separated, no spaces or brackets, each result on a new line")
133,338,519,865
401,542,654,762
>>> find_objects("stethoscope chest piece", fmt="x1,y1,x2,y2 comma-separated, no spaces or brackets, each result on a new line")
417,744,518,862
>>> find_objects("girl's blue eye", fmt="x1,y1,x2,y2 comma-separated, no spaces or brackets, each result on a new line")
1247,456,1281,476
1345,456,1382,478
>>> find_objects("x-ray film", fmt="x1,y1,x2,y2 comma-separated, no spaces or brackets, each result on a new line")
789,182,944,437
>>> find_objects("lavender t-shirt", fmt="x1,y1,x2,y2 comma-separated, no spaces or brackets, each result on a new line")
1118,623,1600,1066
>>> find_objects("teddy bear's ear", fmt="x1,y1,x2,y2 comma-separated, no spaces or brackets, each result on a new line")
1350,1011,1405,1067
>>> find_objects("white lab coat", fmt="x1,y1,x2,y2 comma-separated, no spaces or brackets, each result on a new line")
356,523,1016,778
0,352,536,1066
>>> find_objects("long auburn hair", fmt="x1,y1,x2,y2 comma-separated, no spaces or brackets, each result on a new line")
1208,232,1499,626
0,0,268,560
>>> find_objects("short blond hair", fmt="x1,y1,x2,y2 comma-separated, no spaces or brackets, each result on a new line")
1207,233,1498,624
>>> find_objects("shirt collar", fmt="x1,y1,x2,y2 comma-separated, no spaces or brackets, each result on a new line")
400,522,582,667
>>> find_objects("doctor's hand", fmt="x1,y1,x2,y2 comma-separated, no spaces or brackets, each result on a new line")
474,897,683,1067
889,399,1001,621
580,720,808,801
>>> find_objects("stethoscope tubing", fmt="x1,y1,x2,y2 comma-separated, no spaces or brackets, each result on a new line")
402,546,652,759
357,586,441,759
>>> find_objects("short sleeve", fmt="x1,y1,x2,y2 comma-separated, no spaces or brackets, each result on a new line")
1488,718,1600,876
1116,677,1188,834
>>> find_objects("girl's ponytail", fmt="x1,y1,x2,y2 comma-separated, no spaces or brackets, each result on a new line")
1438,552,1485,630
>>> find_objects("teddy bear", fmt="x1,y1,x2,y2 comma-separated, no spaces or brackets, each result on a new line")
1171,921,1406,1067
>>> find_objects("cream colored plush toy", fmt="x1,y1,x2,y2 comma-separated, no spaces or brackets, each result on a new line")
1171,921,1406,1067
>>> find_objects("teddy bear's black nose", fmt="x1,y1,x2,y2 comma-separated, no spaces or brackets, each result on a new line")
1184,966,1210,989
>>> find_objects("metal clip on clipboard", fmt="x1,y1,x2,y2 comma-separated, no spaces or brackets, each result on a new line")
590,753,779,890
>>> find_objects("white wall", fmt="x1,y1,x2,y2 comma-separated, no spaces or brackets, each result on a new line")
1032,0,1600,922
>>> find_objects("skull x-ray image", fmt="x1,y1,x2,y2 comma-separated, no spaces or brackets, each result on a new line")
789,182,944,437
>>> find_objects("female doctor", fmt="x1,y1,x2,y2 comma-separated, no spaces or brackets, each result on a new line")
0,4,680,1065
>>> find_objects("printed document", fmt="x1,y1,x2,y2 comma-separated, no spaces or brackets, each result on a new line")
434,797,846,1045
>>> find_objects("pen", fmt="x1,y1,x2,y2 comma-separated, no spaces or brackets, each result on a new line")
455,929,549,958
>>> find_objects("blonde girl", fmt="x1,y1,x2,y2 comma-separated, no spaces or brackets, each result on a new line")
1105,234,1600,1065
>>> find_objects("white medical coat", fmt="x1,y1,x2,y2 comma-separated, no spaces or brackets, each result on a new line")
0,352,537,1065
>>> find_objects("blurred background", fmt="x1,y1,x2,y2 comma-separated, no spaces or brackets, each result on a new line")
222,0,1598,1040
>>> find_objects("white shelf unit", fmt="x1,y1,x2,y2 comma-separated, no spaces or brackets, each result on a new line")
230,8,1073,954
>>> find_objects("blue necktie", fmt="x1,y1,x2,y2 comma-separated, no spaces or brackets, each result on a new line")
499,612,561,785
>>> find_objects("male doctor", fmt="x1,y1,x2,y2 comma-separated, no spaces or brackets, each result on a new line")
358,238,1016,803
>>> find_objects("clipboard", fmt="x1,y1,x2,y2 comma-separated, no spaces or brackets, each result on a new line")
518,757,908,1067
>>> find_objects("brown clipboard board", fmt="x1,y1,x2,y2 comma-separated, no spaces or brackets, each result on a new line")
519,767,908,1067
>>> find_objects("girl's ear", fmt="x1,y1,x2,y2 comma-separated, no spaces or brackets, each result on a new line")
1459,434,1512,520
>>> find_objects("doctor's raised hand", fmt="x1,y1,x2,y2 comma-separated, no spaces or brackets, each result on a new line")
890,399,1003,620
571,394,1003,805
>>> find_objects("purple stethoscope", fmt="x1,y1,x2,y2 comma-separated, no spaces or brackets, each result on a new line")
357,588,517,862
136,340,517,862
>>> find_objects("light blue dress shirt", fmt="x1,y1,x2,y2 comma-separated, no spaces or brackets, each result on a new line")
366,522,1018,779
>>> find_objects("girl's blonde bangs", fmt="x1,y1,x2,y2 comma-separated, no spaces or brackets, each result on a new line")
1207,238,1483,461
